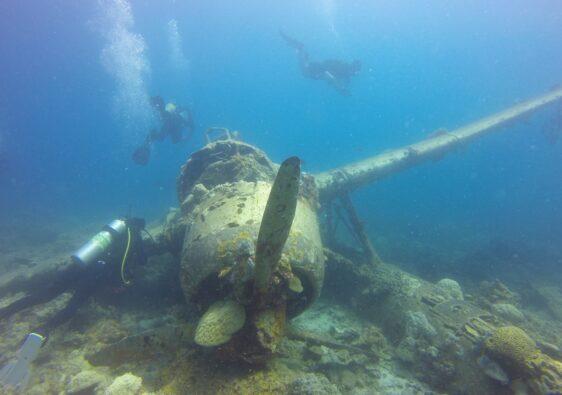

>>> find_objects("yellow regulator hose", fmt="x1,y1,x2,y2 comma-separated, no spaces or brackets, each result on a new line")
120,227,132,286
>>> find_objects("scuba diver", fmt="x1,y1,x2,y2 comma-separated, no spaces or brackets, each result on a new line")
132,96,195,165
280,30,362,96
0,217,147,392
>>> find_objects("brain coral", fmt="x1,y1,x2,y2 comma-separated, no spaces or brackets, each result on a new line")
194,300,246,347
484,326,538,376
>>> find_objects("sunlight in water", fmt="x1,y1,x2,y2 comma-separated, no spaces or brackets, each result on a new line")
316,0,340,41
167,19,189,72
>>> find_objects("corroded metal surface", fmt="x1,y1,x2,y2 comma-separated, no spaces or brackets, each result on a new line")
177,141,324,317
254,157,301,295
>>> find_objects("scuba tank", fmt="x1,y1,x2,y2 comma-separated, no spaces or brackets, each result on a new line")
71,219,128,266
71,218,145,265
71,217,146,284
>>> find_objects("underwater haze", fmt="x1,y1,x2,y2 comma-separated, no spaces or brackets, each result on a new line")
1,0,562,394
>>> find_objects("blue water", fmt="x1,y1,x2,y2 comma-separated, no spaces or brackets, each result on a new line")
1,0,561,263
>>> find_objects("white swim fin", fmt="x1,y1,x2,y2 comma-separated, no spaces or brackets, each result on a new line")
0,333,45,392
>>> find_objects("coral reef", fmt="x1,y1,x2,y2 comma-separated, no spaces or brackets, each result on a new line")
404,311,437,339
478,280,519,306
435,278,464,301
0,249,503,395
66,370,108,394
105,373,143,395
287,373,340,395
491,303,525,323
525,353,562,394
308,345,355,368
158,356,301,394
532,286,562,321
482,326,562,394
373,366,439,395
2,210,561,395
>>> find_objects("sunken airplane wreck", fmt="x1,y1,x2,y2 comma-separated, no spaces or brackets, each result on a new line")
2,86,562,394
142,86,562,363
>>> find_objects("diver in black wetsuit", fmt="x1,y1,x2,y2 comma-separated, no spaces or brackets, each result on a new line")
0,218,146,339
0,218,147,391
280,30,362,96
132,96,195,165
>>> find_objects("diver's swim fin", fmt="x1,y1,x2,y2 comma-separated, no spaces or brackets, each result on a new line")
279,30,304,51
132,143,151,165
0,333,45,392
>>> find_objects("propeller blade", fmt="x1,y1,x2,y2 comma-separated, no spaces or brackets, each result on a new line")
254,157,301,295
